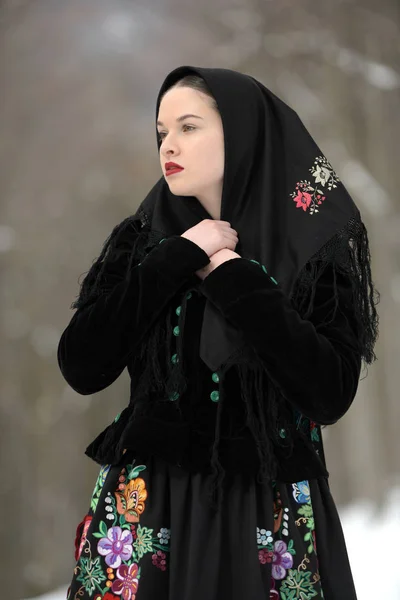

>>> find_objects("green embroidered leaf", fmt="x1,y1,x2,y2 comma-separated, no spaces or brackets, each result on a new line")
308,543,314,554
120,515,126,525
90,498,99,513
304,532,311,541
127,465,146,480
311,429,320,442
297,504,313,518
287,539,296,555
153,542,170,553
99,520,108,537
92,532,103,539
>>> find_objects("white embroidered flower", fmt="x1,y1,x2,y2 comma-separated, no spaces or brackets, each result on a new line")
313,164,331,186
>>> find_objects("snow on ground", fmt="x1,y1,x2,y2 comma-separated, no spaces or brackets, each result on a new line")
24,486,400,600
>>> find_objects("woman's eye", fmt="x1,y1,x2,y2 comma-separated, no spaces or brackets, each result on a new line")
158,124,195,142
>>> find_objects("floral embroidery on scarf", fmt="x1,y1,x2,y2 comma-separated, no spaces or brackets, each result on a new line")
290,155,340,215
69,459,171,599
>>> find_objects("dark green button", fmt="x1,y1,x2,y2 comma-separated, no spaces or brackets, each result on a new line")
279,428,286,438
176,306,181,316
212,372,219,383
173,326,180,336
114,412,121,423
169,391,179,401
159,238,167,244
171,353,179,364
210,390,220,403
249,259,260,265
261,265,268,274
186,292,192,300
271,277,278,285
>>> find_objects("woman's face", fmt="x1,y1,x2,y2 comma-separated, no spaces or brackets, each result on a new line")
157,86,225,216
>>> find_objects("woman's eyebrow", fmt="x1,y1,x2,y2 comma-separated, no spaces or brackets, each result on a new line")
156,114,204,127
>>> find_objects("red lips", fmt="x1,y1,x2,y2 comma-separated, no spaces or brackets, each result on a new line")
165,161,184,172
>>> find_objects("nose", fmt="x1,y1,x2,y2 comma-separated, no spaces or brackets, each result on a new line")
160,135,180,158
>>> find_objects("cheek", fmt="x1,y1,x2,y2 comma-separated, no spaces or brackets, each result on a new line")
194,137,224,171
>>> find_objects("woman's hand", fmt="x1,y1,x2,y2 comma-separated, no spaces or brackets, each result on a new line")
195,248,241,281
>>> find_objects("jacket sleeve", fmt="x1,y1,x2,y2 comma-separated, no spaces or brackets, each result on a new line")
198,258,362,425
57,235,210,395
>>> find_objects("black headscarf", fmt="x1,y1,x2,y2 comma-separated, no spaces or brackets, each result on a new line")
133,65,377,372
73,66,378,509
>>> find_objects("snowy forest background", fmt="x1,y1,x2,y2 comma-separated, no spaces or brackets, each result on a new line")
1,0,399,598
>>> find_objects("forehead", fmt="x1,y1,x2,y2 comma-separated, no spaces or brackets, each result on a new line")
158,87,210,118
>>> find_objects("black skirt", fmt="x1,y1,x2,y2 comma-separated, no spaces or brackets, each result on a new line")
67,450,357,600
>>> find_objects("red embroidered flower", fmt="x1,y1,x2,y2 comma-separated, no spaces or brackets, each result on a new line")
294,190,312,211
112,563,140,598
74,514,93,561
269,577,280,599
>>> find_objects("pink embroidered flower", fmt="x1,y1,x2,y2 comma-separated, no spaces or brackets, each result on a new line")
271,540,293,580
112,563,139,599
98,526,133,568
294,190,312,211
75,515,93,561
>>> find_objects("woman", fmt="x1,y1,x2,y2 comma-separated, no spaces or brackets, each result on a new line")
58,66,379,600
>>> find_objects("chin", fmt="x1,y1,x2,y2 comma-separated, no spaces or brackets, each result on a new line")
167,184,193,197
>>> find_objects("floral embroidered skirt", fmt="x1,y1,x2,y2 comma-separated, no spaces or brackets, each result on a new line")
67,450,357,600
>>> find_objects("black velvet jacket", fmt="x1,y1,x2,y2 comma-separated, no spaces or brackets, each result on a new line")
58,235,362,483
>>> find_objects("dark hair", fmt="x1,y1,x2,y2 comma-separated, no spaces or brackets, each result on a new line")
164,74,219,112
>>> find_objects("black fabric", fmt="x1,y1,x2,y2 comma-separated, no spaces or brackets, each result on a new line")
58,231,364,488
66,451,357,600
58,234,209,395
58,65,378,509
149,66,378,371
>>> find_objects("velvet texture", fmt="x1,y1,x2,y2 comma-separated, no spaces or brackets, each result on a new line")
58,65,378,508
58,232,362,484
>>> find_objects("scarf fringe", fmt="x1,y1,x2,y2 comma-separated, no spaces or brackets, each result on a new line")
70,208,164,312
205,346,294,511
81,209,379,513
290,215,379,366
